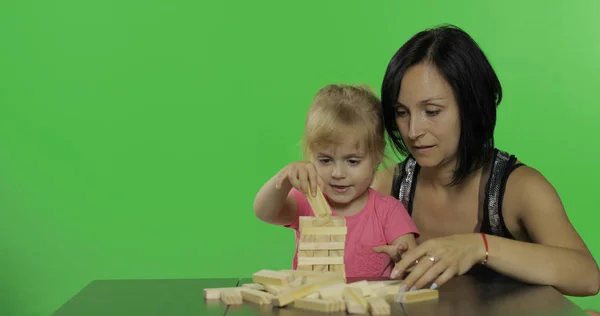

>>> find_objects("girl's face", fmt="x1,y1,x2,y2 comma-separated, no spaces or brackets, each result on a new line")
310,131,379,208
395,63,461,170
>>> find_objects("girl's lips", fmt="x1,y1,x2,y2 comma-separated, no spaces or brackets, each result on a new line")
331,185,350,193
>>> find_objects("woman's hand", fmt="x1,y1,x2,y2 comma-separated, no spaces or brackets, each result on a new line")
390,233,486,291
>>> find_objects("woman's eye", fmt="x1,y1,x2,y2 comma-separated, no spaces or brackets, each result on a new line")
395,110,408,117
426,110,441,116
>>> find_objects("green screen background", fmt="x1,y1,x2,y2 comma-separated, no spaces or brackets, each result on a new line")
1,0,598,315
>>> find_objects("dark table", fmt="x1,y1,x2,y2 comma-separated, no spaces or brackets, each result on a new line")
52,276,587,315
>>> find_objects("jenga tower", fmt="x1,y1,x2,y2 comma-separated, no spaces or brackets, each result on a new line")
297,187,346,276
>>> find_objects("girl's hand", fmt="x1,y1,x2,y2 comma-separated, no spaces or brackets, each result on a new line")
372,242,411,263
390,233,486,291
275,161,324,197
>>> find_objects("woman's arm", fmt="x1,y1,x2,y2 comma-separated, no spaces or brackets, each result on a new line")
391,166,600,296
485,166,599,296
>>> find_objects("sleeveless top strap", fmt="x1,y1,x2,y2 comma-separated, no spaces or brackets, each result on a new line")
483,149,517,237
392,157,418,215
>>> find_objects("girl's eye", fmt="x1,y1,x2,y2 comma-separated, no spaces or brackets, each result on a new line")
348,159,360,165
319,158,331,164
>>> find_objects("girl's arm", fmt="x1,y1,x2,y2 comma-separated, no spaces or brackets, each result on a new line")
254,161,322,226
253,171,298,226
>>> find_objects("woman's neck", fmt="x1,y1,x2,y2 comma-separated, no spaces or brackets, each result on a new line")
418,159,481,194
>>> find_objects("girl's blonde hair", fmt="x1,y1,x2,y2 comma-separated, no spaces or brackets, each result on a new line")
301,84,387,165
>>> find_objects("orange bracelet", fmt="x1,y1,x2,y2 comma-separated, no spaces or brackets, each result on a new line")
481,233,489,265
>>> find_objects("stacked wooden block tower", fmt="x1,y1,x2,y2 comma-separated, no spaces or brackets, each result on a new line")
298,186,346,276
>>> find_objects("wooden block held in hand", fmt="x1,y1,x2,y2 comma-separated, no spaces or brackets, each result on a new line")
306,186,332,218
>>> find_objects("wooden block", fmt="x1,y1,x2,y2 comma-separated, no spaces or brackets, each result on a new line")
282,270,344,277
203,287,241,300
313,234,330,272
319,282,347,299
298,257,344,266
298,218,315,264
293,297,336,312
306,186,332,218
298,241,345,250
349,280,373,297
220,289,243,305
241,283,265,291
367,296,391,315
252,270,294,286
299,216,346,228
343,287,368,314
273,276,343,307
297,265,313,271
300,227,347,236
373,284,402,297
240,288,273,305
394,289,439,303
329,216,346,274
263,284,287,295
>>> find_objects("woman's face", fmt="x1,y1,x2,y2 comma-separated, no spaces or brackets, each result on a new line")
395,63,461,169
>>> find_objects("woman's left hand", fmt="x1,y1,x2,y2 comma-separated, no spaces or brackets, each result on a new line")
390,233,486,291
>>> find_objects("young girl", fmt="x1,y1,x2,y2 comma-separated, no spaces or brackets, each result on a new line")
253,84,419,278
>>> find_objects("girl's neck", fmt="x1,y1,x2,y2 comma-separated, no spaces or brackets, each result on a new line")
328,188,370,217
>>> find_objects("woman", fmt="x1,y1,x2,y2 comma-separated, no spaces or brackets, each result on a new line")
371,24,600,298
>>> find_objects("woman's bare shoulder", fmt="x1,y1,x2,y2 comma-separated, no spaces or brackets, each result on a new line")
372,163,399,197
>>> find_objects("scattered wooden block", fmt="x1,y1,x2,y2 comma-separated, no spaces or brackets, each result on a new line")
220,289,243,305
343,286,369,314
394,288,439,303
240,288,273,305
263,284,287,295
241,283,265,291
319,282,347,299
294,297,338,312
203,287,241,300
252,270,294,287
349,280,373,297
367,296,391,315
373,284,402,297
273,275,343,307
205,269,440,313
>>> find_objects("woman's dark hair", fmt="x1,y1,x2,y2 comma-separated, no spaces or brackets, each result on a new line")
381,24,502,186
